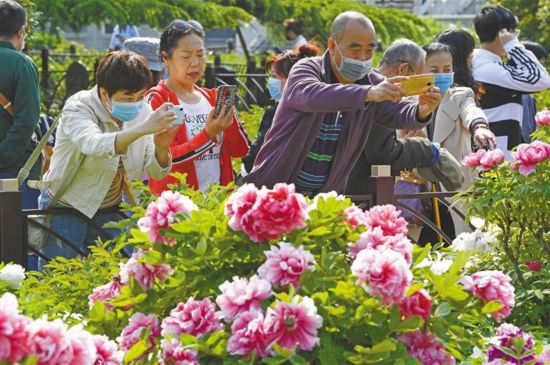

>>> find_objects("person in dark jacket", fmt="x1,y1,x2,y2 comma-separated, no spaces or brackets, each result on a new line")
242,44,322,174
346,39,438,195
0,0,40,209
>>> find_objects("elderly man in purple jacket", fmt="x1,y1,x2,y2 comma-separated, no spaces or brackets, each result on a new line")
244,11,441,194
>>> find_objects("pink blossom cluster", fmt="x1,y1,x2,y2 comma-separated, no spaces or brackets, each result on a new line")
399,289,433,323
343,205,369,229
119,249,173,291
462,271,515,322
365,204,409,236
227,296,322,357
225,183,309,243
462,149,505,172
216,275,272,322
88,280,121,311
400,330,455,365
348,227,412,264
138,190,198,245
486,323,544,365
511,141,550,176
258,242,315,288
535,109,550,127
118,312,160,352
351,248,412,305
0,293,123,365
160,339,199,365
161,297,222,338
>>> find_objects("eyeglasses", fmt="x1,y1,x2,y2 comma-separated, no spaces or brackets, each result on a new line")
169,19,204,33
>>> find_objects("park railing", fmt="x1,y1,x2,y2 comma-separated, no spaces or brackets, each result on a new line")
28,48,271,116
0,166,469,269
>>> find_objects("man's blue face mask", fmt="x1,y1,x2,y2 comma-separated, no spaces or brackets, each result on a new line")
434,72,454,95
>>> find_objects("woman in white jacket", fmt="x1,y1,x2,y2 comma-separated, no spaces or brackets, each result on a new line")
422,39,496,234
39,51,178,266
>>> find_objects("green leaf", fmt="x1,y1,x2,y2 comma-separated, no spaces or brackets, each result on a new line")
406,282,425,296
355,339,397,355
434,302,453,317
396,316,423,331
481,300,504,314
88,301,105,321
289,355,309,365
124,339,149,363
534,289,544,300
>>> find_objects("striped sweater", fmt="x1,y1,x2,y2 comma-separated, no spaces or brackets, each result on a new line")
146,81,250,194
472,39,550,150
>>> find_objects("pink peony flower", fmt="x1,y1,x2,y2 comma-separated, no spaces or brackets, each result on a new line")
119,250,173,291
400,330,455,365
487,323,537,364
160,339,199,365
225,184,259,231
92,335,123,365
462,149,487,169
216,275,272,322
511,141,550,176
348,227,412,264
462,271,515,322
400,289,433,323
227,311,271,358
365,204,409,237
535,109,550,127
88,280,121,311
257,242,315,288
161,297,222,338
351,248,412,305
0,293,32,363
28,319,74,365
66,325,97,365
118,313,160,352
264,296,322,352
343,205,369,229
478,149,505,172
239,183,310,243
138,190,198,245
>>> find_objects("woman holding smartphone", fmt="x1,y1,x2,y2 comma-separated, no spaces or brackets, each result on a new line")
146,20,250,193
422,38,496,235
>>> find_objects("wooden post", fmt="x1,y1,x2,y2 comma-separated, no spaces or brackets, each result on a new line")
214,53,221,67
41,47,49,89
0,180,27,267
204,64,215,88
368,165,396,205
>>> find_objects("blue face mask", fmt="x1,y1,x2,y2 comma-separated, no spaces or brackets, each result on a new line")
268,77,283,102
110,100,144,122
434,72,454,95
334,42,372,81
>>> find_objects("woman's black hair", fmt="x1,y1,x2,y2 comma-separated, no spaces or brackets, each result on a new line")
160,20,205,60
423,42,452,59
434,28,476,89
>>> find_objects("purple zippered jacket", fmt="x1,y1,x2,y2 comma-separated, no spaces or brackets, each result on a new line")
244,51,429,193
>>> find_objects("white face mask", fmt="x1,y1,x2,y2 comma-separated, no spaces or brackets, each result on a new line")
334,41,372,81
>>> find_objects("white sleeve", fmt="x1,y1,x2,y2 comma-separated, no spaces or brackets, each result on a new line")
475,39,550,92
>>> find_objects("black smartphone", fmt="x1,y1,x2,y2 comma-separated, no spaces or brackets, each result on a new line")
215,85,237,118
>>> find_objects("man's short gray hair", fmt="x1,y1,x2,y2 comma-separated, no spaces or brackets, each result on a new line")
379,39,426,69
331,11,374,41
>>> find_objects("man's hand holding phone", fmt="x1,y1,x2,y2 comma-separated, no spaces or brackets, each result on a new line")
365,76,409,103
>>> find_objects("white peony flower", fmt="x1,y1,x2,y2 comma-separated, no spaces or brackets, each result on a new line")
430,258,453,275
0,264,25,289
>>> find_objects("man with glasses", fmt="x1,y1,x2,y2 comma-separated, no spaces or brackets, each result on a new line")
0,0,41,209
472,5,550,152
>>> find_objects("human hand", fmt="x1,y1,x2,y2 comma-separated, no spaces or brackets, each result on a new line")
154,125,179,150
473,125,496,149
365,76,408,103
498,29,516,47
205,105,234,139
142,102,177,135
417,87,442,121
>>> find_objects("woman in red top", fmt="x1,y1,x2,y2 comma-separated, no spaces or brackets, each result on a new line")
146,20,250,193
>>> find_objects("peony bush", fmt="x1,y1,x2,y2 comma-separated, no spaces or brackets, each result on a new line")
2,176,546,363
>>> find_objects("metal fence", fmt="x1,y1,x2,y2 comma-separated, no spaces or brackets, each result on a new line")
0,169,469,269
28,48,271,116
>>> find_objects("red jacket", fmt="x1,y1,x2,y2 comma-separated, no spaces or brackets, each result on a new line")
146,80,250,194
